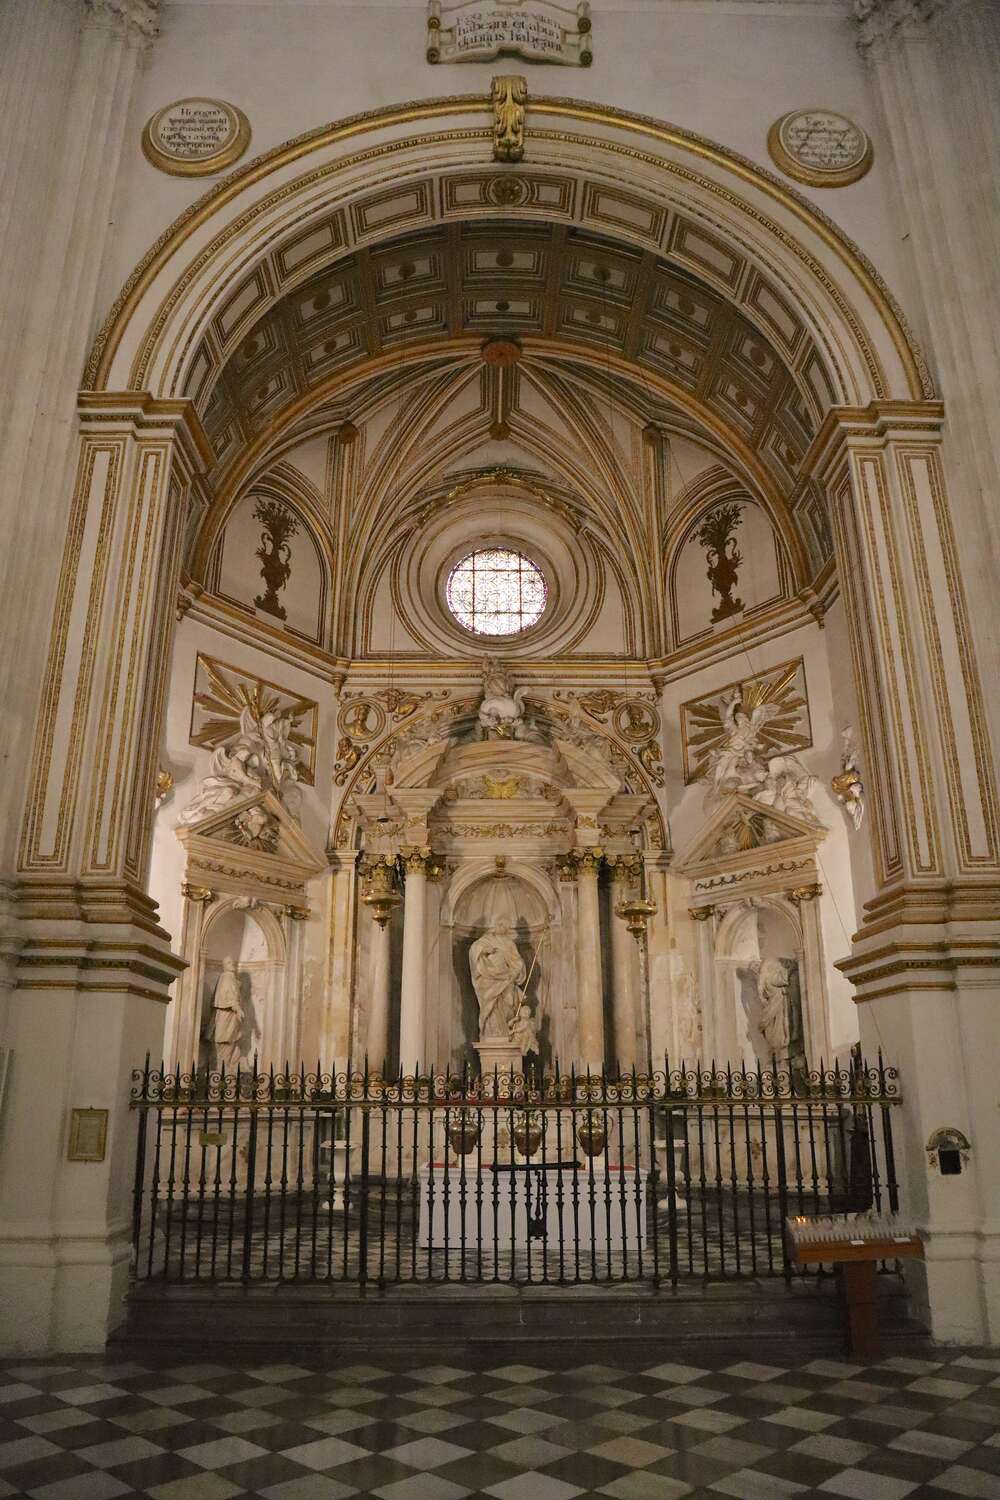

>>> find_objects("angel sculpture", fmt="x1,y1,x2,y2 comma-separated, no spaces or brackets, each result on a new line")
702,690,782,803
831,727,865,830
478,660,527,740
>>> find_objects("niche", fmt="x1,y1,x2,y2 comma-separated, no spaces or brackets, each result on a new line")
199,902,287,1068
450,873,551,1075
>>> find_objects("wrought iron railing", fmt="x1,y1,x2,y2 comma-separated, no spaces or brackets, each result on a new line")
128,1054,901,1290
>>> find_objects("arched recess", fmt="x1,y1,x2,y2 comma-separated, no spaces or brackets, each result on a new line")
206,466,333,646
85,96,928,411
666,481,792,651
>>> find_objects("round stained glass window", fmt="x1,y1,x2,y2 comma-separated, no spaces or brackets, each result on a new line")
445,547,547,637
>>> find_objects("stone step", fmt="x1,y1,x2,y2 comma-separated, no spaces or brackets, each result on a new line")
109,1276,930,1362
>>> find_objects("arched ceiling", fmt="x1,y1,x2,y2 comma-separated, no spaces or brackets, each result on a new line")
193,218,828,505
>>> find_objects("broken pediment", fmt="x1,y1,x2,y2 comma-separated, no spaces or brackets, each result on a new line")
673,793,825,883
177,789,326,904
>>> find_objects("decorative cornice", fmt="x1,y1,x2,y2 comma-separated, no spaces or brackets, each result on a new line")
84,0,161,39
852,0,949,51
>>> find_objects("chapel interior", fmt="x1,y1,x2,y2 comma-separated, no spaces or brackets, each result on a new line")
1,0,999,1427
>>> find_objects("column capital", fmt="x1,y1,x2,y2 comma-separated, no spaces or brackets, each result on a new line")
802,400,945,484
852,0,952,52
606,854,641,883
400,845,437,876
573,847,604,878
77,393,215,476
83,0,161,40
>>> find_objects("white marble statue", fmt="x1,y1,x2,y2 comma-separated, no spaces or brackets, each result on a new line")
478,660,527,740
756,754,817,822
179,706,301,826
748,957,792,1057
703,690,817,820
203,957,245,1072
470,918,526,1039
508,1001,541,1057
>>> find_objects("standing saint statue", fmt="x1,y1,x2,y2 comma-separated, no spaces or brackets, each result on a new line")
469,918,526,1040
203,957,245,1072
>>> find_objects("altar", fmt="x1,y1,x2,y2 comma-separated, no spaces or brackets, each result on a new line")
418,1156,647,1255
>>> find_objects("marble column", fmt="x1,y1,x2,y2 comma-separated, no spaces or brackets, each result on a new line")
367,910,393,1073
690,906,718,1067
323,852,358,1065
574,851,605,1069
607,858,639,1071
398,849,430,1071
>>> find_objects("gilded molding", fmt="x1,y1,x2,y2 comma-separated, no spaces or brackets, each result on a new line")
81,98,932,405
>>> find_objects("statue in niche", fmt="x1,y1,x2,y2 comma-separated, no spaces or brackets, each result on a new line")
179,705,301,827
203,958,245,1072
675,969,702,1060
478,660,527,740
253,499,298,620
469,917,526,1039
739,956,804,1062
696,503,744,622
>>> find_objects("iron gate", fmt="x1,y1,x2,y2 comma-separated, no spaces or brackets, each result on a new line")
129,1054,900,1290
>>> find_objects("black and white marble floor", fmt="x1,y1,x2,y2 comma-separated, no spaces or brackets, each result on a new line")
0,1344,998,1499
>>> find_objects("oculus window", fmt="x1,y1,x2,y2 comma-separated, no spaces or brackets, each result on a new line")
446,547,547,637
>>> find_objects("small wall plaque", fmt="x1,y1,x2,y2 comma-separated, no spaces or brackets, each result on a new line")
767,109,873,188
427,0,592,66
68,1108,109,1163
142,98,251,177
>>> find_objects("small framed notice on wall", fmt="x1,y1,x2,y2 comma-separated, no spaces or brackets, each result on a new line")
68,1108,109,1163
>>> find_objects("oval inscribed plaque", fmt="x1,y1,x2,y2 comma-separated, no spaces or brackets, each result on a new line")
142,97,250,176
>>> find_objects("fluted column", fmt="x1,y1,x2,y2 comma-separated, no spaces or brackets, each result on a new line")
607,858,639,1070
367,913,393,1073
573,850,605,1069
398,848,430,1071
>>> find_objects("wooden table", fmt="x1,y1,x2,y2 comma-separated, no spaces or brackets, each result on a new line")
787,1222,923,1359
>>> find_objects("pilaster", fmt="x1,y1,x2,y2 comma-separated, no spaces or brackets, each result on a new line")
806,400,1000,1342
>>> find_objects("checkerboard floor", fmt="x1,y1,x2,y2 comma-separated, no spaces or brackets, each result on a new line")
1,1344,998,1498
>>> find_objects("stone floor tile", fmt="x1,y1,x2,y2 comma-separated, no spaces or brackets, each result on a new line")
484,1474,585,1499
381,1435,474,1469
643,1363,711,1385
26,1473,134,1500
927,1467,1000,1499
597,1474,693,1499
177,1435,268,1469
374,1475,472,1500
710,1465,809,1496
146,1476,245,1500
259,1477,358,1500
278,1434,373,1469
817,1469,920,1498
488,1433,574,1467
586,1435,675,1467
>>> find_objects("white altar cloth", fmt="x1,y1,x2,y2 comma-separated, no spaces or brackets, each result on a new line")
418,1161,646,1251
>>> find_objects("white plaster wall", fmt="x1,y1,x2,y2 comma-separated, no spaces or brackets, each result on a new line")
98,0,914,351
